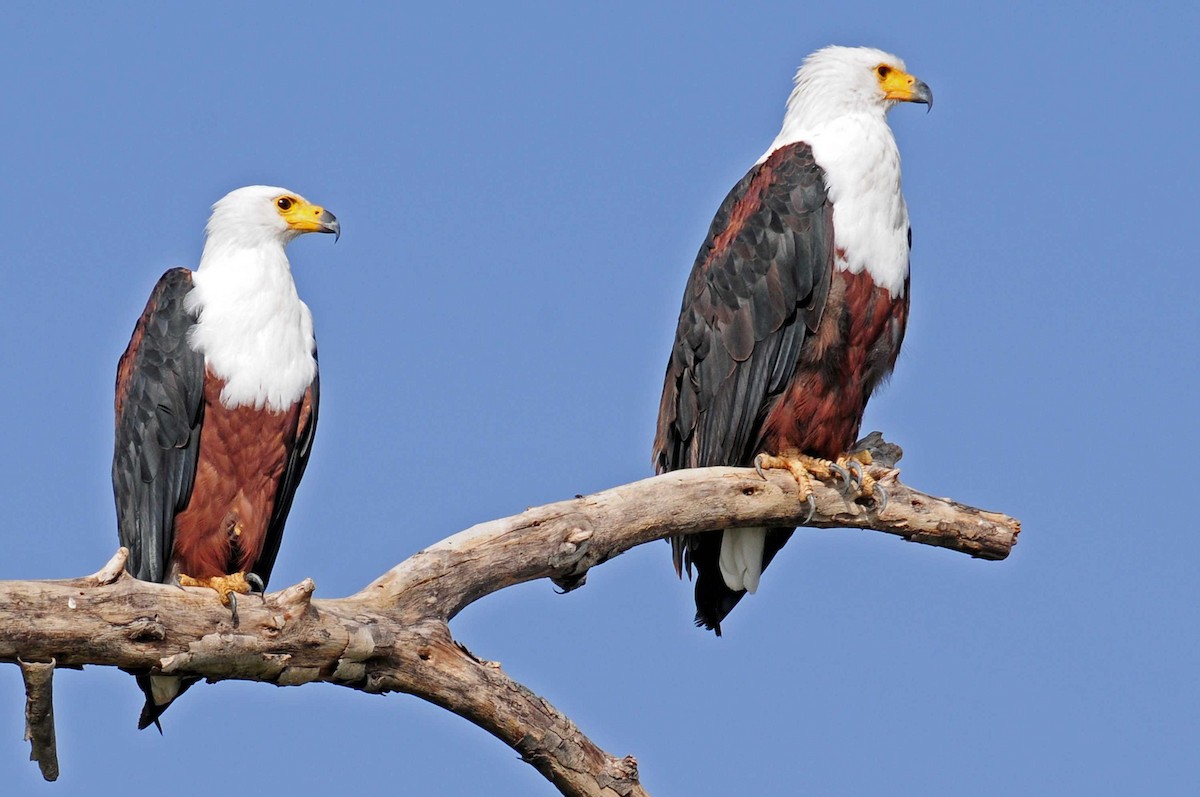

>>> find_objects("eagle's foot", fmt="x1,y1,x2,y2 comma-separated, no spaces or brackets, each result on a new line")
178,571,255,604
177,571,257,627
754,452,845,523
833,450,889,512
835,450,874,494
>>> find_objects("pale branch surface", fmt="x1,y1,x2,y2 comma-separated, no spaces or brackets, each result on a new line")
358,464,1018,618
0,464,1018,795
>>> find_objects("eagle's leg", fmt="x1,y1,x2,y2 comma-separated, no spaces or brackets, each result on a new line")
754,452,847,522
177,571,256,627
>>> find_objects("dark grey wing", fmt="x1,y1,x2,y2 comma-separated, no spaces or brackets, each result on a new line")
113,268,206,584
654,142,833,479
250,354,318,589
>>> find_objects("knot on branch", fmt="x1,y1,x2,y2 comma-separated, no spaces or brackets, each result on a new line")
600,754,641,796
262,578,318,634
271,578,315,614
123,617,166,642
549,520,595,593
86,548,129,586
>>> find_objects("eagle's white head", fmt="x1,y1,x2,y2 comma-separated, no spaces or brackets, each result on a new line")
203,185,340,254
781,46,932,131
188,185,337,411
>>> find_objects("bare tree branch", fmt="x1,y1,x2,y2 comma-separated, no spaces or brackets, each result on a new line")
359,464,1018,619
0,462,1018,794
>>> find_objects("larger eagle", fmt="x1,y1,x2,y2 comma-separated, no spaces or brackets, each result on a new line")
113,185,338,728
653,46,931,634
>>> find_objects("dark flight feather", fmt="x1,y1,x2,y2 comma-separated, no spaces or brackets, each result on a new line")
113,268,205,584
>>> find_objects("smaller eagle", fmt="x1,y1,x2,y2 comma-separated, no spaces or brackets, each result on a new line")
654,46,931,633
113,185,339,729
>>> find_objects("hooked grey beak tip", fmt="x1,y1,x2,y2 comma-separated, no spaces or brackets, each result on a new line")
317,209,341,241
913,79,933,112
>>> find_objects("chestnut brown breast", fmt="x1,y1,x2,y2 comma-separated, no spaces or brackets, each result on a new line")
170,372,304,579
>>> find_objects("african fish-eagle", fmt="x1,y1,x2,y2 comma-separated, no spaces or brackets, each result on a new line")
113,185,339,728
653,46,932,634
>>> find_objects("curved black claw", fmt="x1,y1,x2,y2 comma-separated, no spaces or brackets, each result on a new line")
229,591,240,629
246,572,266,596
754,454,769,480
846,459,865,492
803,494,816,524
872,483,889,514
830,462,852,494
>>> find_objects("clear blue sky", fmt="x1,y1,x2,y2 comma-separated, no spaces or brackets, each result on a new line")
2,2,1197,795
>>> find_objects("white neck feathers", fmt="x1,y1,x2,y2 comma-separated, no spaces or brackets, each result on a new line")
185,238,316,411
760,83,911,298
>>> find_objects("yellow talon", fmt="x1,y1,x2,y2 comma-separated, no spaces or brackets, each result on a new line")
834,450,876,496
754,453,844,502
178,572,253,606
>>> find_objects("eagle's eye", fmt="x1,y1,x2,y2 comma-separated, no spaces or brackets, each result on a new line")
276,197,294,211
876,65,892,79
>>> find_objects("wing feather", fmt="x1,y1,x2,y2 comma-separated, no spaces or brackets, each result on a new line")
113,268,206,583
654,143,834,477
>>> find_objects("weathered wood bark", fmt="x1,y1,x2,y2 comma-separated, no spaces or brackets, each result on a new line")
0,463,1018,795
20,659,58,781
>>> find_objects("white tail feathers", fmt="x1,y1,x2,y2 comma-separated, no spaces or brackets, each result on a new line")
149,675,182,706
719,527,768,593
